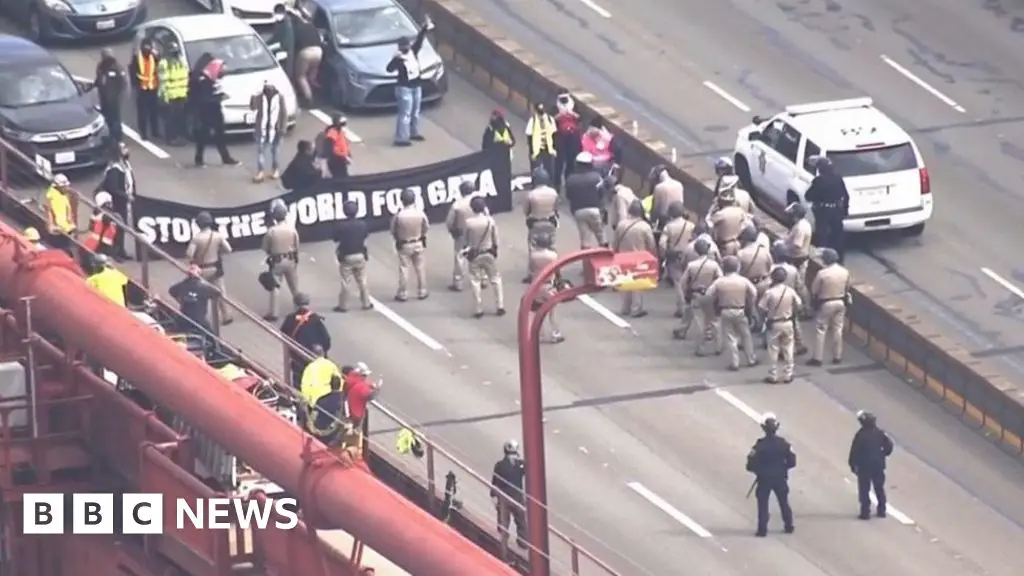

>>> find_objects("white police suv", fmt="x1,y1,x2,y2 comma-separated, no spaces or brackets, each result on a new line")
733,97,932,236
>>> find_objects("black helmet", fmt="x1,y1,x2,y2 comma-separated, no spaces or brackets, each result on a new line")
667,201,685,220
739,225,758,245
820,247,840,265
761,412,780,434
694,237,711,256
458,181,476,196
721,255,740,274
195,211,214,229
770,240,789,263
857,410,877,427
469,196,487,214
770,266,788,285
400,188,417,206
532,166,551,187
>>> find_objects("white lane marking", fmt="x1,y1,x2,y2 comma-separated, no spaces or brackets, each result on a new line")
714,387,916,526
368,296,451,356
981,267,1024,300
577,294,632,329
72,75,171,159
578,0,612,18
879,55,966,113
702,81,752,113
626,482,713,538
308,108,363,143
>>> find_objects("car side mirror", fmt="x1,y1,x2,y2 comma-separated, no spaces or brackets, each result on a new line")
747,131,761,142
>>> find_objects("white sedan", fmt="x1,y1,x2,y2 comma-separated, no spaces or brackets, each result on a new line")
133,13,298,134
192,0,288,28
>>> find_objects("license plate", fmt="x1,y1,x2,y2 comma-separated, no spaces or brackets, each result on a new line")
54,151,76,165
859,187,887,197
96,19,115,30
244,112,255,124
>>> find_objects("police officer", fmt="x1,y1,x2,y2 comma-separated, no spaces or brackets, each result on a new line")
707,255,758,370
712,157,753,213
168,264,218,336
465,196,505,318
737,226,773,297
808,248,851,366
804,156,849,262
769,242,808,355
445,181,476,291
391,188,429,301
614,200,657,318
649,165,685,234
490,440,527,551
758,267,802,384
659,202,696,317
564,151,604,248
686,222,721,263
674,238,723,349
262,202,301,321
186,211,233,325
784,203,813,314
94,48,126,146
848,410,893,520
708,176,746,256
97,142,135,259
333,201,371,312
280,293,332,388
522,167,559,283
606,180,637,236
528,232,565,343
746,413,796,536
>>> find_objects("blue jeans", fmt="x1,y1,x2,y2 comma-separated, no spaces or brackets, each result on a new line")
394,85,422,143
257,139,280,173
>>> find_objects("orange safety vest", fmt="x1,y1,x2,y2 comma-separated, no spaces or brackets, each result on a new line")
136,52,157,91
324,127,350,158
83,214,117,251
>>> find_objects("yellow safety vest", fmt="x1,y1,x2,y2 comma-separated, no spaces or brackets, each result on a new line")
45,186,74,234
529,114,555,159
157,58,188,101
493,127,513,145
641,195,654,219
86,267,129,308
300,358,341,405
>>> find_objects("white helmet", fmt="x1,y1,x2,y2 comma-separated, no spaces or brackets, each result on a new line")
503,439,520,455
94,191,113,207
575,151,593,164
718,174,740,191
53,173,70,187
354,362,371,376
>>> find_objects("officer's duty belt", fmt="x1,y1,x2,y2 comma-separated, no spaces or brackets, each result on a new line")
399,237,424,245
527,216,558,228
817,203,840,209
720,306,745,310
270,252,297,262
821,297,846,302
769,316,793,323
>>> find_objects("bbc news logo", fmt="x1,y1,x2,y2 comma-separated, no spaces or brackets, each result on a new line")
23,493,300,535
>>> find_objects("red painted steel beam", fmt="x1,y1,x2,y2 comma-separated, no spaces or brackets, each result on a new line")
0,225,515,576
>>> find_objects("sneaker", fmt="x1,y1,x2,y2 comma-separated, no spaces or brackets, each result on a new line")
253,172,265,183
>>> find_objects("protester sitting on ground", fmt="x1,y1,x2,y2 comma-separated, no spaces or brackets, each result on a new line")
281,140,323,190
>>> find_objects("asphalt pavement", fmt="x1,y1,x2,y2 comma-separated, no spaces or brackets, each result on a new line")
9,2,1024,574
461,0,1024,381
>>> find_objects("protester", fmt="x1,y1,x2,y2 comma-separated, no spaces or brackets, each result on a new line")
525,102,555,177
387,16,433,146
481,109,515,160
281,140,323,190
321,114,352,179
251,82,288,183
190,56,238,167
553,91,581,189
96,142,135,259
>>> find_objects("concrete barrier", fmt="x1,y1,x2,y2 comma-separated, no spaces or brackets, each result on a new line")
402,0,1024,458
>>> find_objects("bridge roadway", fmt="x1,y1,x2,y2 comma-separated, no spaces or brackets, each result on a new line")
13,2,1024,575
461,0,1024,382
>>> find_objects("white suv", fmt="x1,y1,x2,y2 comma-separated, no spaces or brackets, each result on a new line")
733,97,932,236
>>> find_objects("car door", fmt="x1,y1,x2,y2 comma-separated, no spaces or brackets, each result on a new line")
748,119,785,204
762,120,803,204
796,138,821,197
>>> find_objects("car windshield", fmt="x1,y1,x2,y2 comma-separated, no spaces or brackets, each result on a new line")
827,143,919,178
0,62,79,108
331,5,418,47
185,34,276,75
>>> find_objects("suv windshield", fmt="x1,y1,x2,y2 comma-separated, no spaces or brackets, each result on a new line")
827,143,919,178
186,34,276,75
0,62,79,108
331,5,418,47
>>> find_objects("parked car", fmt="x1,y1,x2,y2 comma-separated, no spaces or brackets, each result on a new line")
0,35,109,171
133,14,298,135
192,0,284,29
0,0,148,44
308,0,447,109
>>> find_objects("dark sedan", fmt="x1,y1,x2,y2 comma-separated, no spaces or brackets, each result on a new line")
1,0,148,44
0,35,110,171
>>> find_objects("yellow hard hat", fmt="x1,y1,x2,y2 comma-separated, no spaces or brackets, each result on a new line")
23,227,40,241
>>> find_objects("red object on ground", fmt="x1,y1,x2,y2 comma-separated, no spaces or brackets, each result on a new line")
0,224,515,576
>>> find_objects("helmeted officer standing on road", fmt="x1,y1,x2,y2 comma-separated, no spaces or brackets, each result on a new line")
708,176,746,256
186,211,233,325
280,293,332,388
746,413,796,537
564,151,605,248
446,181,476,292
333,201,372,313
262,201,301,321
769,242,807,355
759,267,802,383
707,255,758,370
712,157,753,213
848,410,893,520
614,200,656,318
490,439,527,551
659,202,696,317
674,238,723,348
804,156,850,262
465,196,505,318
528,231,565,343
522,167,559,283
738,226,773,297
807,248,851,367
391,188,429,302
94,48,126,146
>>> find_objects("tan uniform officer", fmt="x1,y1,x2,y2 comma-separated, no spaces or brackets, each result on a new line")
614,200,657,318
784,203,813,312
464,196,505,318
523,167,559,283
528,231,565,343
807,248,850,366
391,188,429,301
674,238,723,352
759,266,803,383
649,165,685,231
185,211,233,324
446,181,477,291
607,183,637,234
734,184,753,214
708,175,746,257
737,226,774,297
659,202,696,317
684,228,721,264
262,202,301,321
769,241,807,355
708,256,758,370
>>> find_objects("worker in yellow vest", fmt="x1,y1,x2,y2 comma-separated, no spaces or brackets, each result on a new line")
44,174,76,253
23,227,45,251
300,344,341,405
481,108,515,162
525,102,556,179
157,41,189,146
86,254,129,308
128,38,161,141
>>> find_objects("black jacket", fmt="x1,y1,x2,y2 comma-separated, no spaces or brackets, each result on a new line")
281,152,322,190
188,62,225,124
168,276,217,327
565,168,602,212
746,435,796,481
94,58,126,111
490,456,525,500
385,27,429,87
334,219,368,258
805,172,850,215
280,309,331,362
848,426,893,473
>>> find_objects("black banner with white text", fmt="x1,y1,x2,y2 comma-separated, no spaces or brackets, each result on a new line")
132,150,513,257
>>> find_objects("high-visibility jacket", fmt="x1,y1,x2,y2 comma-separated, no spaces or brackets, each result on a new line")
641,195,654,218
157,58,188,101
300,357,341,405
87,267,129,308
136,52,158,91
82,213,116,252
323,127,350,158
529,113,555,159
492,127,513,145
44,186,74,234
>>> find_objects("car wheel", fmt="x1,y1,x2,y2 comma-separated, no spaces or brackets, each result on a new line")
902,223,925,237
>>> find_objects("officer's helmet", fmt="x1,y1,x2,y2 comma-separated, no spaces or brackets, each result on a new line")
739,225,757,245
769,266,788,285
856,410,876,427
760,412,780,433
714,157,735,177
694,237,711,256
503,439,520,455
820,248,840,266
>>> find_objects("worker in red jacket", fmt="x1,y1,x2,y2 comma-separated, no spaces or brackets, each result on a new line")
343,363,381,431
